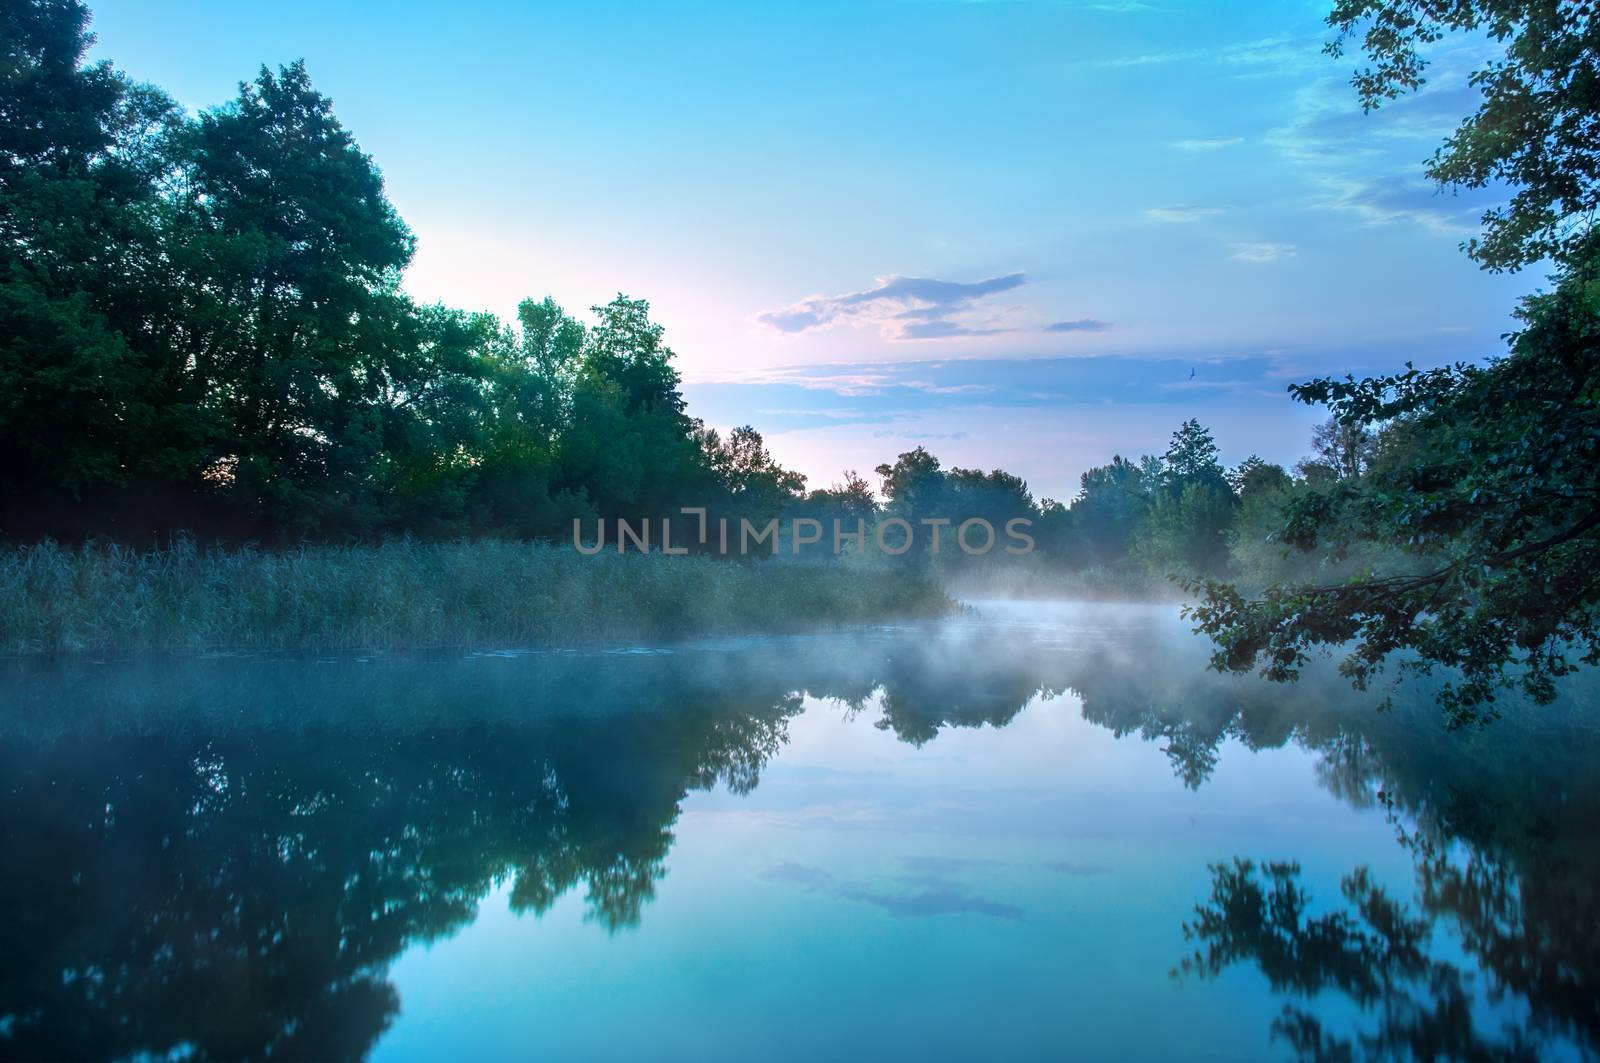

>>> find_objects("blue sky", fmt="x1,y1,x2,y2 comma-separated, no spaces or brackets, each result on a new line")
88,0,1533,501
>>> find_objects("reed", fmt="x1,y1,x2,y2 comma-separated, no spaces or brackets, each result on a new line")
0,539,954,654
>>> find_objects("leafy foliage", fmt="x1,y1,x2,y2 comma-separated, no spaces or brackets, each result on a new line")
1192,0,1600,722
0,0,825,545
1327,0,1600,271
1191,248,1600,722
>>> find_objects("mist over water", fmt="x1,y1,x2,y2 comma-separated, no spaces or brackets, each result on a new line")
1,601,1595,1061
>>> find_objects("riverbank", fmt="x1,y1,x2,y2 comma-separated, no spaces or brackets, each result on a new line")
0,540,955,654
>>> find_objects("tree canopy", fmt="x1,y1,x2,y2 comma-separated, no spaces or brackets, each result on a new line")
1192,0,1600,721
1327,0,1600,271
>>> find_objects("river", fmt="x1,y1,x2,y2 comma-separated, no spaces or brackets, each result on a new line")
1,601,1595,1060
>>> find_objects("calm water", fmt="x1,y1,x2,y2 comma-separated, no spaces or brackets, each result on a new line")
1,601,1596,1061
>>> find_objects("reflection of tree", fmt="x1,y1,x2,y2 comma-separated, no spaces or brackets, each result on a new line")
2,614,1596,1060
0,631,1074,1062
863,655,1052,747
1176,857,1553,1061
969,615,1600,1059
1099,631,1600,1060
0,684,803,1060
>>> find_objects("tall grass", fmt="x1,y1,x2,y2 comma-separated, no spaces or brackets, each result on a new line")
0,540,954,654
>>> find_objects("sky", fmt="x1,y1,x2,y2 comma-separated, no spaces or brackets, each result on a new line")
87,0,1534,502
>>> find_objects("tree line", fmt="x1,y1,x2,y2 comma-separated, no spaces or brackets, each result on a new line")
0,0,1334,580
8,0,1600,716
0,1,835,544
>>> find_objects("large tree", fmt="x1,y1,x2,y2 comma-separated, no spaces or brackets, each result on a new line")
0,0,195,526
178,60,419,535
1191,1,1600,722
1326,0,1600,272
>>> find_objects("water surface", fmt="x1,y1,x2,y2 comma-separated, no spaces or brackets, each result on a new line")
2,602,1596,1060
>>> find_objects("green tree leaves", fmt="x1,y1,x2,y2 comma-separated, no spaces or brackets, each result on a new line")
1190,2,1600,721
1326,0,1600,272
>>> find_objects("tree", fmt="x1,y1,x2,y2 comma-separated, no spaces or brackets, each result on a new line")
700,423,806,540
1191,247,1600,722
874,446,945,515
1229,455,1291,500
1149,480,1236,576
945,466,1036,547
1296,417,1376,483
1162,418,1226,488
0,5,747,546
559,295,712,522
1192,2,1600,721
1327,0,1600,271
803,471,878,528
1068,456,1149,566
179,60,419,536
1146,421,1236,575
461,298,591,538
0,0,196,529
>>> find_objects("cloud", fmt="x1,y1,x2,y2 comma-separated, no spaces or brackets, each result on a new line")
1146,206,1224,223
899,319,1009,340
1044,318,1113,333
1259,46,1506,240
1309,175,1487,236
1231,242,1297,262
689,354,1288,412
872,429,971,441
757,307,830,333
757,272,1026,341
1173,136,1243,151
1097,34,1319,75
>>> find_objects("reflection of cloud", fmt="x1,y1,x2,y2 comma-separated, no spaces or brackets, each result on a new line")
757,273,1026,341
1044,318,1113,333
761,860,1024,920
1231,242,1297,263
1146,206,1224,223
696,800,891,830
1046,861,1112,876
901,855,999,874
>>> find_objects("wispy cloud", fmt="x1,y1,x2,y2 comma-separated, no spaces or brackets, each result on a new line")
900,319,1008,340
1262,44,1507,238
1146,205,1224,223
757,272,1027,341
1044,318,1113,333
1231,242,1296,262
686,355,1289,417
1309,175,1486,237
1173,136,1243,151
873,429,971,441
1097,34,1317,74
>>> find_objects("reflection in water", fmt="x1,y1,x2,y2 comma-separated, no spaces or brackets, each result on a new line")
0,605,1595,1060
